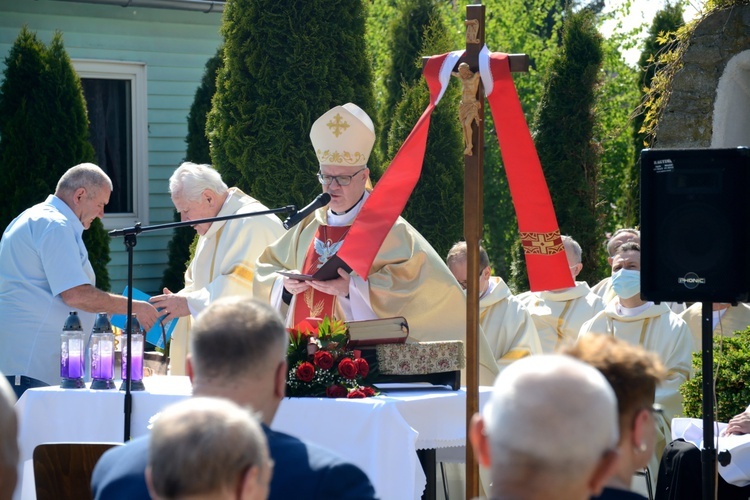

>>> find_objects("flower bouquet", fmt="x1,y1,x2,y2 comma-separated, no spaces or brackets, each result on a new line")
286,316,378,398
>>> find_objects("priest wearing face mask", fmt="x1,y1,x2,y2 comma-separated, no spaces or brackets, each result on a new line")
578,241,693,476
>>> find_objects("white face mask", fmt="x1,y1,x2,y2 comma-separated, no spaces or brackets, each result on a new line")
611,269,641,299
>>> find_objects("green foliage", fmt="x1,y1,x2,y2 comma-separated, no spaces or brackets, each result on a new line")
208,0,375,211
186,47,224,165
376,0,442,164
627,4,683,227
0,27,110,289
681,327,750,423
161,50,222,293
385,18,464,260
509,9,604,290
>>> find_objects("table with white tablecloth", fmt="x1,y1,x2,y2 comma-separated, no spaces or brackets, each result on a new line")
14,376,490,500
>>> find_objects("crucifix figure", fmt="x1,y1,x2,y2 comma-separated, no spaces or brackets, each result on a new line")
452,62,482,156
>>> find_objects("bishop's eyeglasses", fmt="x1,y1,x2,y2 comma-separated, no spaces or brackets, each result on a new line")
317,167,366,186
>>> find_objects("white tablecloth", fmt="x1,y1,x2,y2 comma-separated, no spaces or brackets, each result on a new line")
14,377,490,500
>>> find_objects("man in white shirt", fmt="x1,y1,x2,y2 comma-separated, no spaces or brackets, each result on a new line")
0,164,159,384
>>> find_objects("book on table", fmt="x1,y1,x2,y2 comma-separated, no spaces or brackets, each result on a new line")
346,317,409,347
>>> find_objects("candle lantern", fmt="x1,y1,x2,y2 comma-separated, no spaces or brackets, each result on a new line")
60,311,85,389
90,312,116,390
120,314,145,391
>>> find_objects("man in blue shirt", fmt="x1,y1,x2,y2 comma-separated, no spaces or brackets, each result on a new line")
0,163,159,384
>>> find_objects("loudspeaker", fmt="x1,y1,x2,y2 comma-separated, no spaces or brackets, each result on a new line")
640,147,750,303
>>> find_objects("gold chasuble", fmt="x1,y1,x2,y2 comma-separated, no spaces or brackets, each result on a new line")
254,198,500,386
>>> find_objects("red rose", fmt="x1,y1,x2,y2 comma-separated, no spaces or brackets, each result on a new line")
347,389,366,399
362,386,376,397
295,362,315,382
326,384,348,398
354,357,369,378
338,358,358,379
313,350,334,370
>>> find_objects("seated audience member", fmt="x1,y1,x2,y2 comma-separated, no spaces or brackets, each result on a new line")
579,242,693,477
150,162,284,375
0,373,18,500
517,235,604,353
146,397,271,500
469,354,620,500
679,302,750,351
92,297,376,500
446,241,541,367
562,335,667,499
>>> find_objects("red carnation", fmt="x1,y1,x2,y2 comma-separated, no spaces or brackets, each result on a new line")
338,358,358,379
295,362,315,383
354,357,369,378
361,386,376,397
326,384,348,398
347,389,366,399
313,350,334,370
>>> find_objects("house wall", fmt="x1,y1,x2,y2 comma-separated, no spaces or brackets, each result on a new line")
0,0,223,294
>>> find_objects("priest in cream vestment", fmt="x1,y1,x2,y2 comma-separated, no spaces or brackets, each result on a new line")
253,104,499,385
517,236,604,353
680,302,750,351
151,163,284,375
579,242,693,480
447,242,541,367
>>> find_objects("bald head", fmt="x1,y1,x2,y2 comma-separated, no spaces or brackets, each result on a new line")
474,355,619,499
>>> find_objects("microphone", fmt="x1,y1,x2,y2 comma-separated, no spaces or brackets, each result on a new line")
283,193,331,230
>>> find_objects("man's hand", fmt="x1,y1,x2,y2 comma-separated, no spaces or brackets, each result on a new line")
724,410,750,435
131,300,160,331
150,288,190,323
309,268,351,297
283,272,312,296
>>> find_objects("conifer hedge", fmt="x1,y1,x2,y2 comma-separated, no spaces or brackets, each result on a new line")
0,27,110,290
207,0,375,210
510,9,604,291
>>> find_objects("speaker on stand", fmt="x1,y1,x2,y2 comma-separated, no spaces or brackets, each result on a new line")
640,147,750,500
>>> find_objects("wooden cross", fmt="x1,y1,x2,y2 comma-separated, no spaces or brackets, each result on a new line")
429,4,530,498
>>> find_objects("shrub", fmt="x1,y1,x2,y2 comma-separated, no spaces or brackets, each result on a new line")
681,327,750,423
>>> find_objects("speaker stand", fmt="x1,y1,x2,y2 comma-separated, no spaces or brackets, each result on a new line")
701,301,717,500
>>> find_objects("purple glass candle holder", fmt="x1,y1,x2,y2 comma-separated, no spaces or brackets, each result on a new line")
61,311,85,389
120,314,145,391
90,312,116,390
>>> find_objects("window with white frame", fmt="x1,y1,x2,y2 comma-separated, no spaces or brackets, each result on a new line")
72,59,149,229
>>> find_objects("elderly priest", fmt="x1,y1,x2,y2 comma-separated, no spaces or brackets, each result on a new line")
254,103,499,385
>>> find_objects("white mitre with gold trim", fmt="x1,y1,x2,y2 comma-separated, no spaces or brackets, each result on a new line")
310,103,375,168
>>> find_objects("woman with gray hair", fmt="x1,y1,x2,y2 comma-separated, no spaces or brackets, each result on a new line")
150,163,284,375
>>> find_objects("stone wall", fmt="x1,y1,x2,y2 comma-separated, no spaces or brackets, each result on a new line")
655,5,750,148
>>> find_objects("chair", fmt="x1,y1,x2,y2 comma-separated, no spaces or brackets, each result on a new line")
4,375,49,399
33,442,121,500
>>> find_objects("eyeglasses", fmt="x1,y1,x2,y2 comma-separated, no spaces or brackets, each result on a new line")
317,167,366,186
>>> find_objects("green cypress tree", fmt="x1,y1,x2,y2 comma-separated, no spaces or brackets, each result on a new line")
376,0,441,166
386,17,464,260
207,0,375,210
509,9,604,291
628,4,684,226
0,27,110,289
160,48,224,293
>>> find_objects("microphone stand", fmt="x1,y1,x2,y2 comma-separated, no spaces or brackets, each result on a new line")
701,301,716,500
109,204,295,441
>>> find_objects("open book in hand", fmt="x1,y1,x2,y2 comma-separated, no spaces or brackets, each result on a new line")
277,255,353,281
346,317,409,348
